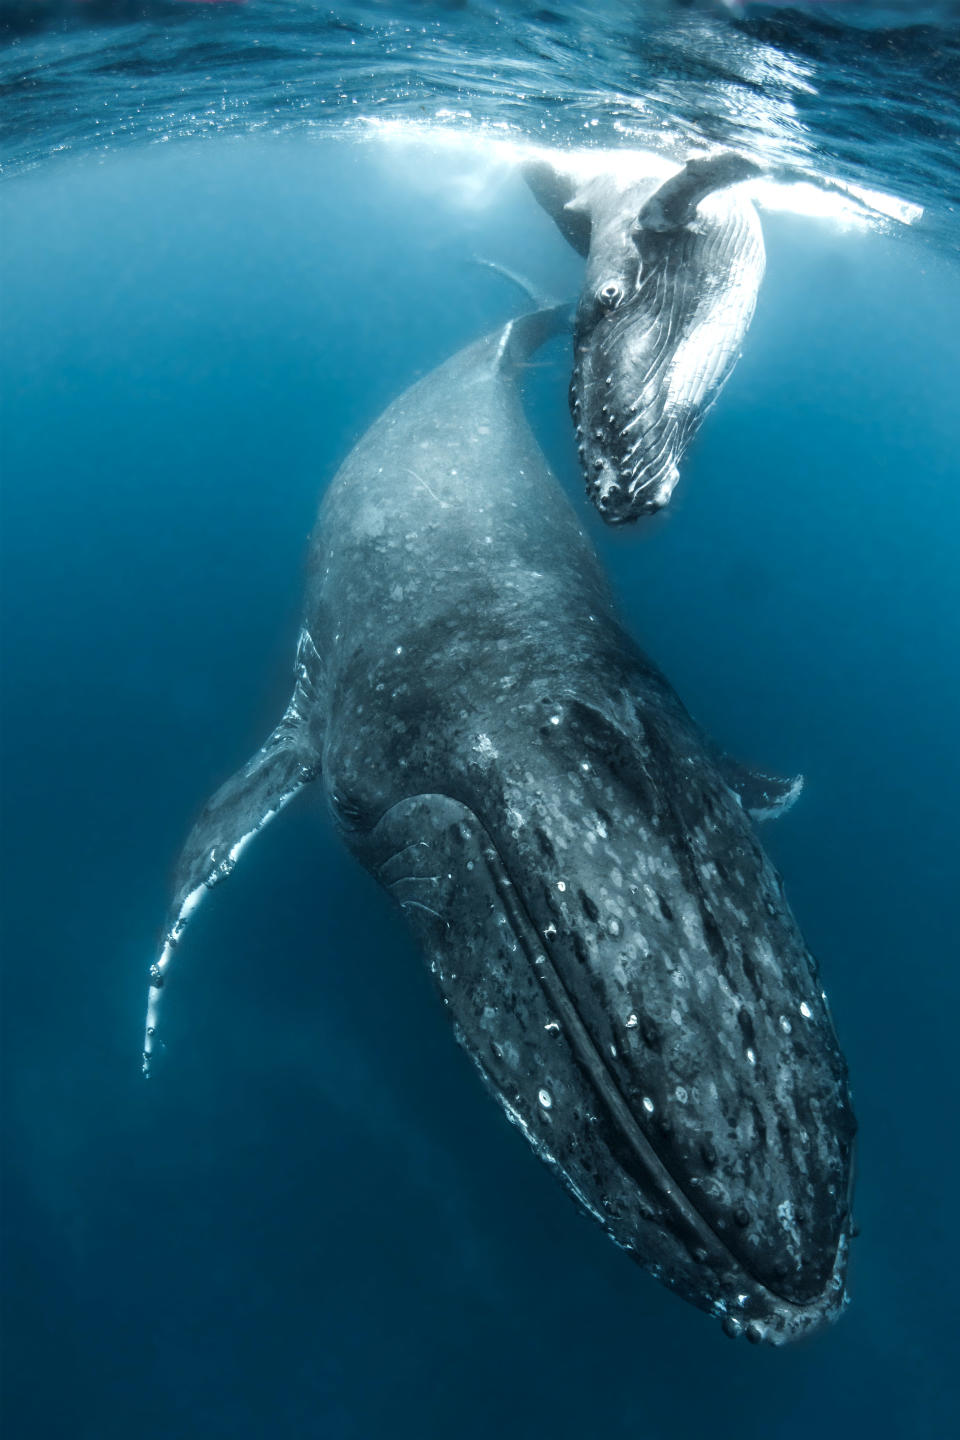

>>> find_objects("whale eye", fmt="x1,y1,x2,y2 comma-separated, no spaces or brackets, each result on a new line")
330,789,366,830
597,281,623,311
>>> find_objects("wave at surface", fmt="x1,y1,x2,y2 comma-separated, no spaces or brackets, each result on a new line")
1,1,958,251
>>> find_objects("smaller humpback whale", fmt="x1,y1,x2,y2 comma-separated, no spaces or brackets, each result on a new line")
525,150,764,521
144,304,853,1345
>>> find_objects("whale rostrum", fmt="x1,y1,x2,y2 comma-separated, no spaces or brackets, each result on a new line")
525,150,765,522
144,304,854,1345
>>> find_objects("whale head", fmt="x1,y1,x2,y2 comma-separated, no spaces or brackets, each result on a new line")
526,153,765,523
571,253,687,520
325,659,856,1345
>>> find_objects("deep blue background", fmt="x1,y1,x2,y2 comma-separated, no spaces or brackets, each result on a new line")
2,139,959,1438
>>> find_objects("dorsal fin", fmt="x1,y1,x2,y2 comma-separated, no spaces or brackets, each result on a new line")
470,256,559,312
491,303,572,375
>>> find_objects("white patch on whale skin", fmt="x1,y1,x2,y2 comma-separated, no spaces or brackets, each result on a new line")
777,1198,803,1253
473,733,498,767
506,806,526,834
494,320,515,367
228,827,258,867
177,883,206,925
357,500,387,537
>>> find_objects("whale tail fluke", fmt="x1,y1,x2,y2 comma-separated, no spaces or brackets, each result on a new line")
142,629,323,1076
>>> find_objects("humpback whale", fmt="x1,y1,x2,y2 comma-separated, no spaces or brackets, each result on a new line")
525,151,764,521
144,305,854,1345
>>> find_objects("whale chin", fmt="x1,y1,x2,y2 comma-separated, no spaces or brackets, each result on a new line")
580,445,680,524
572,340,687,523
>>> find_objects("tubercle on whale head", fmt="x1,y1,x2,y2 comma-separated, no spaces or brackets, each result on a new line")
570,337,684,524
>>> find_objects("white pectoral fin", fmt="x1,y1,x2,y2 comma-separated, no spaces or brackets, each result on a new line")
716,751,804,822
636,152,762,233
143,713,320,1075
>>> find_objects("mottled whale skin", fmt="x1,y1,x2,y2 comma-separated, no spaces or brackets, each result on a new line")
144,307,854,1345
525,151,765,521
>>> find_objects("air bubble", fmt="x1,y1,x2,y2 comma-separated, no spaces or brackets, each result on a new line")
538,1089,553,1109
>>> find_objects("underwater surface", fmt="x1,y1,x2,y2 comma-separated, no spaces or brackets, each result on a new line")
2,4,960,1438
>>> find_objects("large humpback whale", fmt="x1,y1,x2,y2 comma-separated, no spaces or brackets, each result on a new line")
525,151,764,521
144,304,854,1345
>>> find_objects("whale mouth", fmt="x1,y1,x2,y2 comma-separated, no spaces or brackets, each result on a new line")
580,446,680,524
370,791,852,1344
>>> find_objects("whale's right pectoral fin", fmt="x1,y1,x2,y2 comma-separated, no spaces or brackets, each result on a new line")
716,752,804,822
143,636,323,1074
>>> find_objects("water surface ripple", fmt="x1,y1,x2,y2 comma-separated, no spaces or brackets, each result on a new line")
2,2,958,249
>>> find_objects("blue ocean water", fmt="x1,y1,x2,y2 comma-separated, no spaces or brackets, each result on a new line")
2,6,960,1440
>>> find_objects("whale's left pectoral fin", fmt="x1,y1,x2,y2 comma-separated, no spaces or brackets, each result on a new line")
716,752,804,822
523,159,593,257
143,649,322,1074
